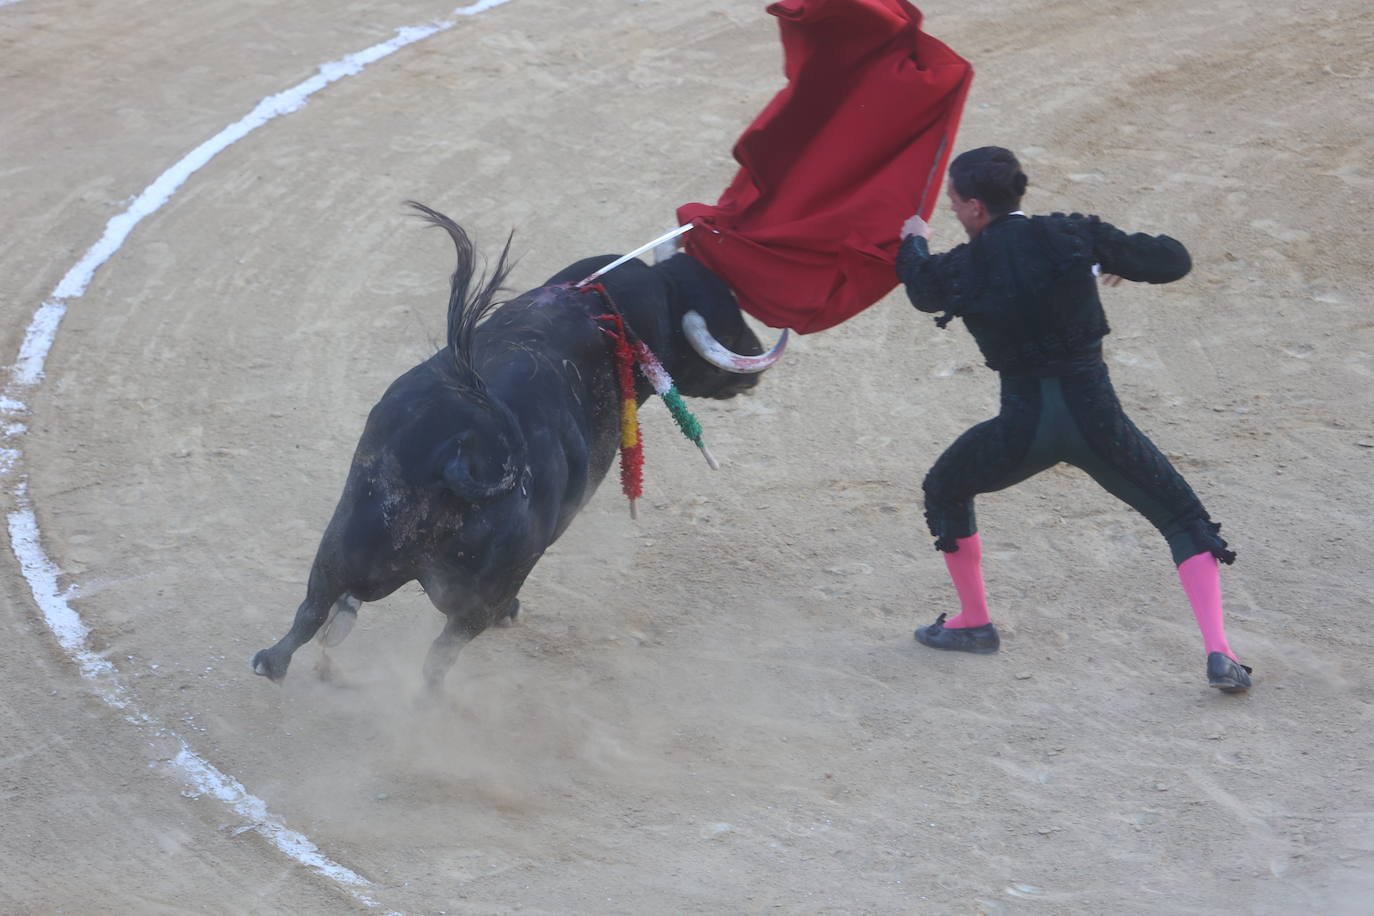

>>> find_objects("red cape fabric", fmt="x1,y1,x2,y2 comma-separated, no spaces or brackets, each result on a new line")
676,0,973,334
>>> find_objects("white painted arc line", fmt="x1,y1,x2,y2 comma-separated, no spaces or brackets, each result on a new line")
6,493,385,908
2,2,515,911
12,0,514,388
7,494,121,688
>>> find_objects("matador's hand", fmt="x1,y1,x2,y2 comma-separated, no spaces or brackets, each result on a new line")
901,214,932,240
1092,263,1123,287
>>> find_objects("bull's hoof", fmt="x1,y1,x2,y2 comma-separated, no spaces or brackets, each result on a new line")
491,598,516,626
251,648,290,682
494,599,521,628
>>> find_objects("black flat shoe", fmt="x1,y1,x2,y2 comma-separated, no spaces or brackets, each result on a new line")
914,613,1000,654
1207,652,1253,693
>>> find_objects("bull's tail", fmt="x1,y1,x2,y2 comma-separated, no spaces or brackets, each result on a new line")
407,202,525,502
441,436,522,500
406,201,516,388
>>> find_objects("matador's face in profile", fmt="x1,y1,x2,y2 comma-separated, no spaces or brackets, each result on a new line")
947,180,990,239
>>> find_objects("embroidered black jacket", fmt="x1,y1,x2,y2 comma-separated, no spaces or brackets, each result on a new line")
896,213,1191,375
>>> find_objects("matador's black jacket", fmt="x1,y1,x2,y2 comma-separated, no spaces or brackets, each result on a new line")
896,212,1235,566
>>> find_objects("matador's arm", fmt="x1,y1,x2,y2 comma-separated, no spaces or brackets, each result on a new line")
896,234,957,314
1081,215,1192,285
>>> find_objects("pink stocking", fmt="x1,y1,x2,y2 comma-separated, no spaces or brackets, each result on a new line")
942,534,990,628
1177,552,1234,660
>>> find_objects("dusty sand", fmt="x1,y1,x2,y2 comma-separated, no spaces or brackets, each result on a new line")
3,0,1373,913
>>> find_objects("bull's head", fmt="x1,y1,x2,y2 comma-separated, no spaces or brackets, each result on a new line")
652,253,787,400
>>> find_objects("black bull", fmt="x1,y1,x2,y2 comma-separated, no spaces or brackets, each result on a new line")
251,205,781,690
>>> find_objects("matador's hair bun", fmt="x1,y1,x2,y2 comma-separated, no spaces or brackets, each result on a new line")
949,147,1028,215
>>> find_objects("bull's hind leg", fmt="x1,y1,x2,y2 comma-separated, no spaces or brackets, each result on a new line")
251,570,344,682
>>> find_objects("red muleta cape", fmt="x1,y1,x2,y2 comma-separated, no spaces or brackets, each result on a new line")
677,0,973,334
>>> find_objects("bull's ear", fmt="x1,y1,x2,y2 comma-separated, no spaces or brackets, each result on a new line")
441,433,517,500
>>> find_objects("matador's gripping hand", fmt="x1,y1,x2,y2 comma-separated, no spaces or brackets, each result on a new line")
901,214,933,241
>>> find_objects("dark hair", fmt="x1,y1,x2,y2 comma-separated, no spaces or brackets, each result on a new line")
948,147,1028,216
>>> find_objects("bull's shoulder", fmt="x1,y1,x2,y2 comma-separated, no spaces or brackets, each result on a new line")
473,288,614,390
480,284,603,338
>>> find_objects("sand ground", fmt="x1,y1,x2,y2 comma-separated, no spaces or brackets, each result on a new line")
3,0,1373,913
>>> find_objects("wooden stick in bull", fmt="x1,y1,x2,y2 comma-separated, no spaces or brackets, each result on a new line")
630,340,719,471
597,310,646,518
591,272,721,514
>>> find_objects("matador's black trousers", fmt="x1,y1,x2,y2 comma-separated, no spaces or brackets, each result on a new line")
921,361,1234,566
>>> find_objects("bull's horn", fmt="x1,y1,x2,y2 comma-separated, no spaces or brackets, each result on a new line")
682,311,788,374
